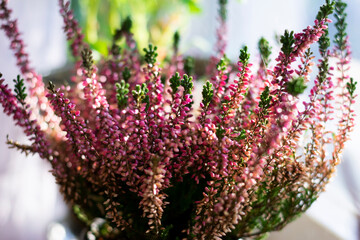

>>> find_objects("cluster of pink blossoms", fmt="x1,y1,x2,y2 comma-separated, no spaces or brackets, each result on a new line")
0,0,356,239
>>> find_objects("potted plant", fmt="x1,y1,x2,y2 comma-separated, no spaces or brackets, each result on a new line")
0,0,356,239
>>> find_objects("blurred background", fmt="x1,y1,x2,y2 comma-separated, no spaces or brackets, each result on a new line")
0,0,359,239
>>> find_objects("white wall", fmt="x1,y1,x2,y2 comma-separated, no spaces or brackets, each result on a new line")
0,1,67,239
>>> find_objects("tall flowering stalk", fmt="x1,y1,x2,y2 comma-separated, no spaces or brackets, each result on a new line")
0,0,356,239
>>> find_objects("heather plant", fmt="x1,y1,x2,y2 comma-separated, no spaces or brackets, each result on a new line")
0,0,356,239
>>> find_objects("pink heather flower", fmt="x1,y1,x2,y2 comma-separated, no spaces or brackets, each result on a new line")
58,0,86,59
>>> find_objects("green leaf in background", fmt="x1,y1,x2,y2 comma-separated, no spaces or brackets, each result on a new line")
182,0,202,13
71,0,202,58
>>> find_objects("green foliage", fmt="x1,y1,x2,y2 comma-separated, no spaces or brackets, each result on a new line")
181,0,202,13
111,17,131,55
170,72,181,94
132,83,150,111
239,46,250,66
116,80,130,110
216,56,229,72
81,48,94,75
234,129,246,141
285,77,307,96
71,0,201,55
13,75,27,104
173,31,180,53
113,16,133,42
184,57,194,76
202,81,214,108
47,81,55,93
143,44,158,65
317,1,335,56
334,0,348,51
258,37,272,67
259,86,272,109
280,30,295,57
255,233,269,240
110,44,121,56
122,67,131,82
161,75,166,85
73,204,91,225
216,125,226,140
318,57,330,84
181,74,194,95
318,31,331,57
162,175,207,239
347,78,357,98
316,0,335,21
219,0,228,21
121,16,132,34
229,178,318,239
